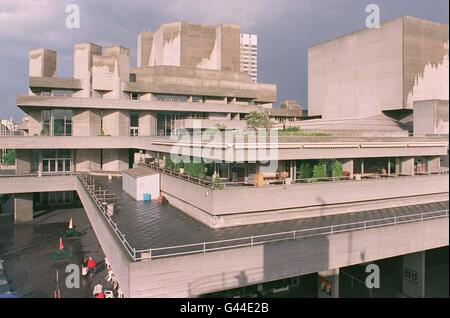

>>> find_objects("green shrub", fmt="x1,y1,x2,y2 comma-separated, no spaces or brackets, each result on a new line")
313,161,327,179
298,162,313,179
184,162,206,178
0,150,15,165
331,160,344,178
164,156,174,170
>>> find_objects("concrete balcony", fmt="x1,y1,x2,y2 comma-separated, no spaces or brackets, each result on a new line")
160,172,449,227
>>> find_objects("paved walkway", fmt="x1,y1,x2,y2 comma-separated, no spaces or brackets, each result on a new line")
0,208,112,298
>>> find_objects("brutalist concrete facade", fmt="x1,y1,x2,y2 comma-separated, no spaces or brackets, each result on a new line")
308,16,449,119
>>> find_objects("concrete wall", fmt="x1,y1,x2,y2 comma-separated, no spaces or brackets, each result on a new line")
144,22,240,72
76,179,131,297
73,43,103,98
404,17,449,108
102,110,130,136
72,109,102,136
0,176,77,195
414,100,449,135
29,48,56,78
102,149,129,171
308,16,449,119
308,17,404,119
15,149,32,174
138,111,156,136
128,218,448,297
74,149,101,172
14,193,33,223
161,173,448,227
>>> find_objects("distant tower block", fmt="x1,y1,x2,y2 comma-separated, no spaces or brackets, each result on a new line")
29,48,57,78
240,33,258,83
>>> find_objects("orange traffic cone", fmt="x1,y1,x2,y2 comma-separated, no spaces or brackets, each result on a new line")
58,237,64,251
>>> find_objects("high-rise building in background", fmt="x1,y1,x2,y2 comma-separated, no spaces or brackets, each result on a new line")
240,33,258,83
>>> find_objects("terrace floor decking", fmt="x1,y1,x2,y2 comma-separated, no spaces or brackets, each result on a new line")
91,176,448,257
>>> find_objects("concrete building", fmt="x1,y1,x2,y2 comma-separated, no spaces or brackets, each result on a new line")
0,17,448,298
308,16,449,120
240,33,258,83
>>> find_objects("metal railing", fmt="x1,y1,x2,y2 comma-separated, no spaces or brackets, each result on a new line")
139,162,449,190
2,172,449,262
133,209,449,261
77,174,137,260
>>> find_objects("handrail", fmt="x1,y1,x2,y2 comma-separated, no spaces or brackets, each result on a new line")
2,172,448,262
138,162,449,190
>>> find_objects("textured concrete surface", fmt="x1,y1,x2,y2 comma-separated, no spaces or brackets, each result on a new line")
0,208,108,298
308,16,449,119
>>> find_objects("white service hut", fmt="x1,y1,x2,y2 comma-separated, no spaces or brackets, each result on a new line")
122,167,160,201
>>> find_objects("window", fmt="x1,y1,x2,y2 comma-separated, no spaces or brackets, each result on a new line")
130,111,139,136
154,94,188,102
129,73,137,82
192,96,203,103
41,109,72,136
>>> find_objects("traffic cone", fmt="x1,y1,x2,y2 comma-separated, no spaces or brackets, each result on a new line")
68,218,73,230
58,237,64,251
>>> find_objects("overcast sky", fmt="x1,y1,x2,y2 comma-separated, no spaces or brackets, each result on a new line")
0,0,448,120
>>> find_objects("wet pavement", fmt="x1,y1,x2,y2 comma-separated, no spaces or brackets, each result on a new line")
0,208,114,298
92,176,448,253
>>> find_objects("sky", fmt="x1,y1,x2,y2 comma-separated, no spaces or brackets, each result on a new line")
0,0,448,120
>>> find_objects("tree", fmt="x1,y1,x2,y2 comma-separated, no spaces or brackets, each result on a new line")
298,162,313,179
331,160,344,178
0,150,15,165
245,111,272,130
313,161,327,179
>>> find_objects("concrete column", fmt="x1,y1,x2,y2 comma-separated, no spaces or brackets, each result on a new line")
102,110,130,136
138,111,157,136
14,193,33,223
318,269,339,298
400,157,415,176
427,157,441,174
102,149,129,171
72,109,101,136
15,150,32,174
402,252,426,298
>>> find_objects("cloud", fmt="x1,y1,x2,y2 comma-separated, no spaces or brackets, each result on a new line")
0,0,448,119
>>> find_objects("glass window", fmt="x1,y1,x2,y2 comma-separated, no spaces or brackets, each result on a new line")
130,111,139,127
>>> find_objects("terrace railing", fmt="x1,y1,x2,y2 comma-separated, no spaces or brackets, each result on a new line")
2,172,448,262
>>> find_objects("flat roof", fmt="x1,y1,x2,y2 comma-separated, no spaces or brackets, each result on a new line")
123,167,158,178
92,176,448,257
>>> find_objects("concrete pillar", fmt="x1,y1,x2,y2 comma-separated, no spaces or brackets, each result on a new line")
15,150,32,174
400,157,415,176
73,43,103,98
29,48,56,78
318,269,339,298
75,149,101,172
402,252,426,298
427,157,441,174
102,149,129,171
138,111,157,136
72,109,101,136
102,110,130,136
14,193,33,223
